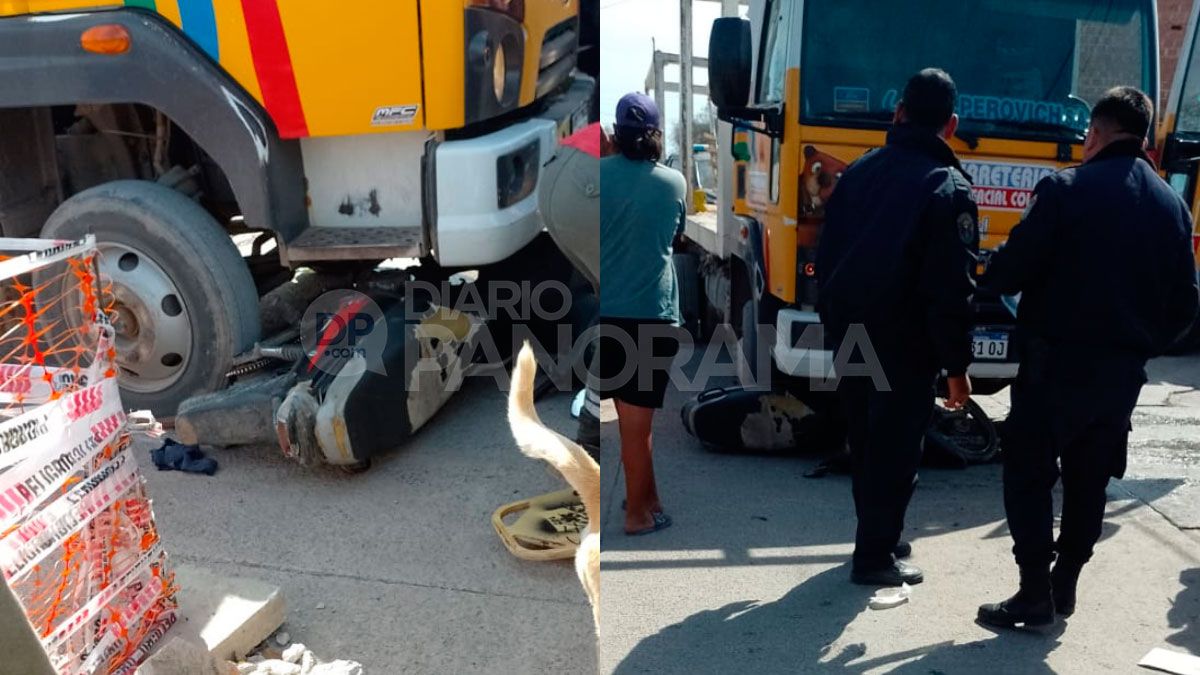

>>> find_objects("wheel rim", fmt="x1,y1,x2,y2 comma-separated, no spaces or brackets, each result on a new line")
95,242,193,393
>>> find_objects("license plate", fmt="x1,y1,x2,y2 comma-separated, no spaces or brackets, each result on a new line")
571,106,590,134
972,331,1009,360
557,106,590,139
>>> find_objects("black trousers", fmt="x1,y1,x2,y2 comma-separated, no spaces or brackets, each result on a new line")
839,373,936,570
1003,354,1141,569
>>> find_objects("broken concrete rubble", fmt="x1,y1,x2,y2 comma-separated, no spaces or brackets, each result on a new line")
233,642,364,675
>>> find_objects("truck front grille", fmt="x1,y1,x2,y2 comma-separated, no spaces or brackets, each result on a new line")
536,17,578,99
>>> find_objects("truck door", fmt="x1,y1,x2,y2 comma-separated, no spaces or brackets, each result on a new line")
269,0,424,137
1161,0,1200,263
740,0,804,305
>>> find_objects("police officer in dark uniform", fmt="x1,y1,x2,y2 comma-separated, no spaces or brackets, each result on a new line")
978,87,1200,628
817,68,978,586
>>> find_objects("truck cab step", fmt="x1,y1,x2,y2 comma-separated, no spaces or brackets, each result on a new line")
281,226,425,263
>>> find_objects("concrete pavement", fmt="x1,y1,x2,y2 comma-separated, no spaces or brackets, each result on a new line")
137,376,596,674
1121,355,1200,532
599,356,1200,674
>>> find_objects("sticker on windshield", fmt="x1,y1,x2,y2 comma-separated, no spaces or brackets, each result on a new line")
961,160,1056,212
834,87,870,113
882,90,1071,127
958,94,1067,125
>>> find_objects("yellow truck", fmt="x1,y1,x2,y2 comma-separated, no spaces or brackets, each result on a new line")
1160,0,1200,349
0,0,593,413
698,0,1169,394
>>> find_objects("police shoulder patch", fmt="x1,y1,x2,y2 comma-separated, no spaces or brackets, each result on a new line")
957,212,977,244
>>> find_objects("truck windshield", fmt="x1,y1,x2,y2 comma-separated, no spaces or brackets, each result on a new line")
798,0,1153,143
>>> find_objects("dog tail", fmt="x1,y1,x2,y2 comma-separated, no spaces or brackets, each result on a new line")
508,343,600,526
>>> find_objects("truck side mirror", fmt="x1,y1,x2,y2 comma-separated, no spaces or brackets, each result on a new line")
709,18,784,140
708,18,752,111
1162,133,1200,172
1162,133,1200,204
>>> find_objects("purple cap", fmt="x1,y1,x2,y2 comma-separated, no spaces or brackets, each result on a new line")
615,92,661,131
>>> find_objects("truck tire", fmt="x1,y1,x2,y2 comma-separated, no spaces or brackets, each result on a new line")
738,266,780,388
673,252,700,338
740,298,771,387
40,180,261,416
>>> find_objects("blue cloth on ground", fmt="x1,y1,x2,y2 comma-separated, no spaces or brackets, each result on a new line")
151,438,218,476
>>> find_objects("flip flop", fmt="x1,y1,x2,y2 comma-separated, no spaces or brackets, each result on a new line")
626,511,672,536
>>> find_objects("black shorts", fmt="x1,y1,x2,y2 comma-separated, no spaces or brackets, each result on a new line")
594,317,682,409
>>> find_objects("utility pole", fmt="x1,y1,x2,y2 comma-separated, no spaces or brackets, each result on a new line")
680,0,695,213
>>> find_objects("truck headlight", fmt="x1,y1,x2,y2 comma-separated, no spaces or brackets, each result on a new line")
464,7,525,124
469,31,514,105
493,42,507,102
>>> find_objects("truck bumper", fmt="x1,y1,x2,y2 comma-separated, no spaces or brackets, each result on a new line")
435,119,557,267
773,310,836,379
434,75,594,268
772,309,1021,381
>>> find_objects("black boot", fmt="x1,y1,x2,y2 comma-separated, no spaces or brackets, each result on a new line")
978,566,1056,629
851,559,923,586
1051,558,1084,616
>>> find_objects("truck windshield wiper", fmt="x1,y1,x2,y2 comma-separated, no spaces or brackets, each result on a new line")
813,110,896,122
961,119,1086,141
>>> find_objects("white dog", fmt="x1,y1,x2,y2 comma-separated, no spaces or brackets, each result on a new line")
508,343,600,631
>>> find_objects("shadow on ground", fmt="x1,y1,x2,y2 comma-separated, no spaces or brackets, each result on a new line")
612,564,1065,674
1113,477,1188,512
1168,568,1200,655
600,352,1190,675
1147,355,1200,389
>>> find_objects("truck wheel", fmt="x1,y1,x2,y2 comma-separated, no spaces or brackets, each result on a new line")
739,285,781,387
740,299,769,386
41,180,261,416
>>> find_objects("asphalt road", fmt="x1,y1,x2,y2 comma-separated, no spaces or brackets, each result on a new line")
136,375,596,674
599,353,1200,674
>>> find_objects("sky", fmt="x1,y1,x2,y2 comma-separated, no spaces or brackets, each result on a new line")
600,0,748,151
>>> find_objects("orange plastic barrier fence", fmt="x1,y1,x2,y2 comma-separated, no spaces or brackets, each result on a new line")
0,237,177,674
